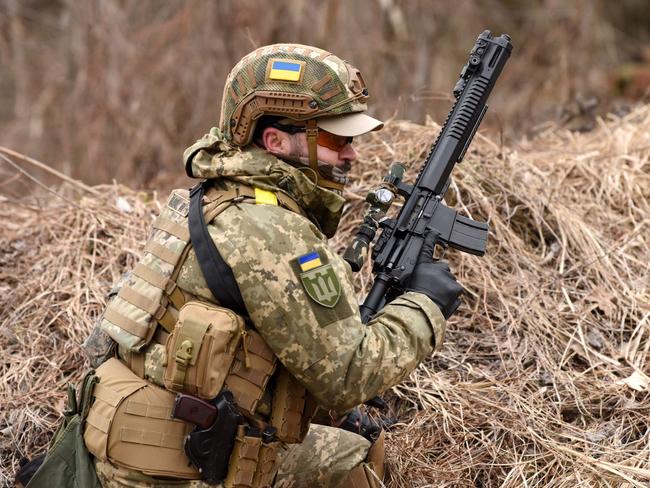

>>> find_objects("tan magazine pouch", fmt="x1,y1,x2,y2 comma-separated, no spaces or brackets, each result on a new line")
225,330,277,417
269,367,318,443
224,425,280,488
163,301,244,399
83,358,200,479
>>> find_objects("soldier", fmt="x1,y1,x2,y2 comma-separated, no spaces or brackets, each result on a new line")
23,43,462,488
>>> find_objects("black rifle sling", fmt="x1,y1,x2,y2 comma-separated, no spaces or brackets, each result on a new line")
188,182,247,316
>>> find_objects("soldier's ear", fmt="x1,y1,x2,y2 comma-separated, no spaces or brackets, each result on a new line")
262,127,291,154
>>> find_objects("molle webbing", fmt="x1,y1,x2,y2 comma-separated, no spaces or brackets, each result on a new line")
144,240,181,265
152,217,189,242
269,368,317,443
99,190,194,352
121,348,146,379
132,263,170,291
103,308,149,340
83,358,200,480
112,182,303,380
118,286,161,317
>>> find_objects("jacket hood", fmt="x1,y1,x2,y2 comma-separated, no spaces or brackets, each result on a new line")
182,127,345,237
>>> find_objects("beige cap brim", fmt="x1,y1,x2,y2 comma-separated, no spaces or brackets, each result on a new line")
317,112,384,137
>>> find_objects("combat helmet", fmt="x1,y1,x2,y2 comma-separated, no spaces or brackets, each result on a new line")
219,43,383,190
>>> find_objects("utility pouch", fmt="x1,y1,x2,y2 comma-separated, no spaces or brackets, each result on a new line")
224,425,280,488
83,358,200,479
164,300,244,399
183,390,242,485
25,371,101,488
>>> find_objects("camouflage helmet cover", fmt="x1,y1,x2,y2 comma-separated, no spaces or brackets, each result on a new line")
219,43,370,146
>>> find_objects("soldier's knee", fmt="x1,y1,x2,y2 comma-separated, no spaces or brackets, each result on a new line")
339,430,385,488
339,463,382,488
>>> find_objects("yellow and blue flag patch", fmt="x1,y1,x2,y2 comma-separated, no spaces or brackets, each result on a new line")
291,250,348,311
298,251,322,271
268,59,304,82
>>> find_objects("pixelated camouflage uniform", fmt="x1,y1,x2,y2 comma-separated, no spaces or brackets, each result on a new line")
94,127,445,488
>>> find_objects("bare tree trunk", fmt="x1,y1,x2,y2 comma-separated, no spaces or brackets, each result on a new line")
7,0,28,118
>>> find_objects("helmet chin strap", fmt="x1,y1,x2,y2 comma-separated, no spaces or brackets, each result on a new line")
304,119,345,192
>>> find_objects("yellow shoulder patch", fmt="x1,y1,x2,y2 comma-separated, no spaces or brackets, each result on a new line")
254,187,278,206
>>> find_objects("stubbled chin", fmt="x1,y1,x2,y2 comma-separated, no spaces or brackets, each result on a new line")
280,154,350,189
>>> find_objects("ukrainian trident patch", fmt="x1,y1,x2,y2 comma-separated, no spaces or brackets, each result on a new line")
295,251,341,308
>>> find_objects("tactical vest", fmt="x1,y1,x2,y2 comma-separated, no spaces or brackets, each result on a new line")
86,182,318,485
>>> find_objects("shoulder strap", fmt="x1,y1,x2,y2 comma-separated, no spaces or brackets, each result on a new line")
188,181,248,316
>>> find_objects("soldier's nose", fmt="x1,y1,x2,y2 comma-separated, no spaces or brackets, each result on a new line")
339,144,357,163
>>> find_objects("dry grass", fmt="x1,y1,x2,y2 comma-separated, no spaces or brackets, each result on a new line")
3,0,650,187
1,104,649,487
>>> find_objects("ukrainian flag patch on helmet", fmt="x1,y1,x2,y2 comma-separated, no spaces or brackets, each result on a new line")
268,59,304,82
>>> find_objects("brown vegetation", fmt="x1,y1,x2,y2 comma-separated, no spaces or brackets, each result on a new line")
1,102,649,486
2,0,650,189
2,1,650,486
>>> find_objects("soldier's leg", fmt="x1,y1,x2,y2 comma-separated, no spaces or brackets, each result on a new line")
94,427,383,488
337,430,385,488
274,424,381,488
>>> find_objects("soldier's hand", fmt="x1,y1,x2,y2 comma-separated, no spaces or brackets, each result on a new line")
407,229,463,319
338,407,382,443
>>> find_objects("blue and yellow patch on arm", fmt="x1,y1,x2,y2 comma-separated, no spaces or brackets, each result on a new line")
290,250,353,319
268,59,304,82
298,251,322,271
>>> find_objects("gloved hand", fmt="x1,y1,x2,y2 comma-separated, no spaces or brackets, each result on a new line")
338,407,382,442
407,229,464,319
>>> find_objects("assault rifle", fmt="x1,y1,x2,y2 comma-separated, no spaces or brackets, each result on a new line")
344,30,512,323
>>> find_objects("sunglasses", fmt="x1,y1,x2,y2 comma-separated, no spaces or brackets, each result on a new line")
271,123,353,152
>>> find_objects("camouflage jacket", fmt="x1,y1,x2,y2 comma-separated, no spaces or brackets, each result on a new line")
175,127,446,412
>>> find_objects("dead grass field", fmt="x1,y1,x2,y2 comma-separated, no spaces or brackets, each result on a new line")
1,102,649,486
3,0,650,188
